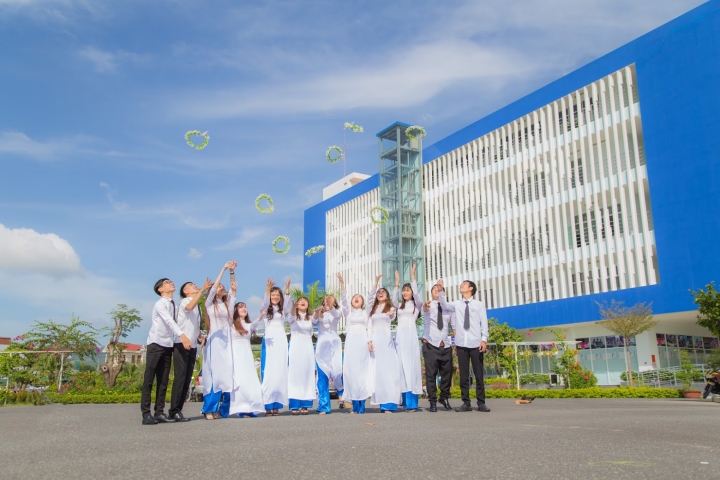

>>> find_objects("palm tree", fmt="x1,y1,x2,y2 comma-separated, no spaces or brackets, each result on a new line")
290,281,339,311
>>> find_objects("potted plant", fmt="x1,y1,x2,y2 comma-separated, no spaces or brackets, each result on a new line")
677,350,702,398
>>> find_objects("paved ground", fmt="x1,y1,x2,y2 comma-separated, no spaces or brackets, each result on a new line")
0,398,717,479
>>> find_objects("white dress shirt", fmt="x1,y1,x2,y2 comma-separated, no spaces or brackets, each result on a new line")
174,297,201,349
438,292,488,348
147,296,184,348
422,300,454,348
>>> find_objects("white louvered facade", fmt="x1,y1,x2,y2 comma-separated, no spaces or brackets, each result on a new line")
325,189,381,318
325,64,659,311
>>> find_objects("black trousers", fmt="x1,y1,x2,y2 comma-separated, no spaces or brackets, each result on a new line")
422,342,453,402
169,345,197,416
140,343,173,416
456,346,486,405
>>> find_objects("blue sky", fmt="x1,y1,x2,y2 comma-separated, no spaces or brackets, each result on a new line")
0,0,706,344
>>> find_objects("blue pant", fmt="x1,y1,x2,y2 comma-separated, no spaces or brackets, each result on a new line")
402,391,419,410
351,400,365,413
237,412,258,418
264,402,283,411
316,366,344,413
202,387,230,418
380,403,398,412
289,399,314,410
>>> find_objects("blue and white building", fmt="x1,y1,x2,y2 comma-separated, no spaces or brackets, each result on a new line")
304,2,720,383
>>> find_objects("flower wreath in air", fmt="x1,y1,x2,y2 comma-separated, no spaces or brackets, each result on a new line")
326,145,343,163
405,125,426,140
185,130,209,150
305,245,325,257
272,236,290,254
255,194,274,214
343,122,364,133
370,206,389,225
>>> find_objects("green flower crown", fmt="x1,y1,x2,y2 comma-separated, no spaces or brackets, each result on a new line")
370,206,389,225
326,145,343,163
185,130,209,150
255,194,274,213
305,245,325,257
343,122,364,133
272,236,290,254
405,125,426,140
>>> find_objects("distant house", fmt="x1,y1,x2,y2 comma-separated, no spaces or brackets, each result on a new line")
102,343,146,364
0,337,10,351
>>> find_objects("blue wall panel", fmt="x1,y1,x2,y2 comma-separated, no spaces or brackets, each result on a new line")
304,1,720,329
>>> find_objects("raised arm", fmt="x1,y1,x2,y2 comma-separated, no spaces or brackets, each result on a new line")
392,270,400,308
436,279,456,312
337,273,349,317
260,278,275,312
186,278,211,311
228,276,237,309
367,274,382,316
411,281,422,311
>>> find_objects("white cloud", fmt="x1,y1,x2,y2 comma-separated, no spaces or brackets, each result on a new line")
0,131,104,161
215,226,271,250
78,46,149,73
99,182,129,213
245,295,263,311
0,223,81,276
187,248,203,259
271,254,303,269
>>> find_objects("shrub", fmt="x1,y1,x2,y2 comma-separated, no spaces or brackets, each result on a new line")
47,392,143,404
568,364,598,389
484,377,512,385
450,386,682,399
520,373,551,385
0,390,51,406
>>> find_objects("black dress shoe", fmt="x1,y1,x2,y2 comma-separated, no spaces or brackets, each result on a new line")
440,398,453,411
142,414,158,425
154,413,173,423
455,403,473,412
428,403,438,412
477,403,491,412
171,413,190,422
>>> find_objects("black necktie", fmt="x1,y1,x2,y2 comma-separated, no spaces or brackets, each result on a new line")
170,299,177,321
464,301,470,330
437,303,443,330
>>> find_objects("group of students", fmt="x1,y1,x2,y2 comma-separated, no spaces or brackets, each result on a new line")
140,261,491,425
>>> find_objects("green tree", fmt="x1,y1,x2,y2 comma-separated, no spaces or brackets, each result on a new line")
485,319,522,385
596,300,656,387
690,282,720,338
99,304,143,387
20,315,101,388
290,281,338,311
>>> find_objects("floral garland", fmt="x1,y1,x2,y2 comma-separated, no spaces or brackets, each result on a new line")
326,145,343,163
369,206,389,225
343,122,364,133
405,125,426,140
185,130,209,150
255,194,274,213
305,245,325,257
272,236,290,254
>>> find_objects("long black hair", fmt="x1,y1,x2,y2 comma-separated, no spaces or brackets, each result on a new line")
399,282,416,313
370,288,392,316
294,296,311,321
233,302,251,335
266,286,284,320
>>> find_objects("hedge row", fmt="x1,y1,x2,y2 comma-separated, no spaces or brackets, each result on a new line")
47,392,142,404
44,387,683,404
0,390,51,406
452,386,683,399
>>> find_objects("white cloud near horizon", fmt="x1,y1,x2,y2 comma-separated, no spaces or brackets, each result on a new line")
187,247,203,259
0,223,82,276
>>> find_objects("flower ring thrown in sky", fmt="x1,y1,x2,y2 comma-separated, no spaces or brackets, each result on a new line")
185,130,209,150
305,245,325,257
405,126,426,140
326,145,343,163
369,206,389,225
272,236,290,254
343,122,364,133
255,194,274,213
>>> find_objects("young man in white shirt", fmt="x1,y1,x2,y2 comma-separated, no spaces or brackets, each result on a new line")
422,283,455,412
437,279,490,412
141,278,192,425
168,278,211,422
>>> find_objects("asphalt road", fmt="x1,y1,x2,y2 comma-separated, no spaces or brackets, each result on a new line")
0,398,717,479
